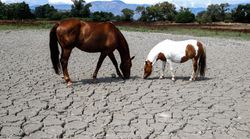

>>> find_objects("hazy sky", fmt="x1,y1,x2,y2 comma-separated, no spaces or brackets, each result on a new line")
1,0,249,7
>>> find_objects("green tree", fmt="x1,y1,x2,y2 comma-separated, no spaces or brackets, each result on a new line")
206,3,229,22
196,11,210,23
71,0,92,18
91,11,114,21
121,8,134,21
137,2,177,22
145,5,160,21
34,4,57,19
176,7,195,23
136,6,148,21
155,2,177,21
0,1,7,19
232,4,250,23
6,2,34,19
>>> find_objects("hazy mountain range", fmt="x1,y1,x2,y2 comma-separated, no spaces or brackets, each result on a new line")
29,0,246,15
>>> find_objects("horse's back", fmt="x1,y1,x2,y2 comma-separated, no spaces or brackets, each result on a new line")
55,18,121,52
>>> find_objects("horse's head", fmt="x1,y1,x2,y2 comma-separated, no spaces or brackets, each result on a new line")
143,60,153,79
120,56,135,79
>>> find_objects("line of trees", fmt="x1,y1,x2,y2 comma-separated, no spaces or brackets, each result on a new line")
0,0,249,23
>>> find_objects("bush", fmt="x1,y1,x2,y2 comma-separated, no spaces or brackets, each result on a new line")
176,8,195,23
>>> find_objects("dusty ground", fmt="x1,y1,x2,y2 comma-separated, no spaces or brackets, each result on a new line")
0,29,250,139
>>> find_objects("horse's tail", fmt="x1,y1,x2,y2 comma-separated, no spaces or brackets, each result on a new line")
49,23,61,75
198,42,206,77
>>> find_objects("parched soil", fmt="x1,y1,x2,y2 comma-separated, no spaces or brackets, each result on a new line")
0,29,250,138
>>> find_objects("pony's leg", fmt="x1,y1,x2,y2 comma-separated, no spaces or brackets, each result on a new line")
160,61,166,79
190,58,198,81
108,52,124,79
167,60,175,81
93,52,107,80
60,48,73,86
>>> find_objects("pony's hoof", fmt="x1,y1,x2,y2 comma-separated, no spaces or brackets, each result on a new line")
189,78,196,81
171,77,176,81
67,81,73,87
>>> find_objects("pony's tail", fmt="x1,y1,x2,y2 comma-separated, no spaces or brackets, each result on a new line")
49,23,61,75
198,44,206,77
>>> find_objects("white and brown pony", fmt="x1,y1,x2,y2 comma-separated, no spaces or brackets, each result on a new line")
143,39,206,81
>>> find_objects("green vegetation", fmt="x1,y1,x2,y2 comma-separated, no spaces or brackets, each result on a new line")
117,26,250,40
136,2,177,22
0,0,249,40
1,21,249,40
0,22,53,30
121,8,134,21
175,7,195,23
1,1,250,23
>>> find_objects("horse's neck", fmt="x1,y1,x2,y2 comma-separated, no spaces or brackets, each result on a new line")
116,31,130,63
147,48,161,65
117,45,130,63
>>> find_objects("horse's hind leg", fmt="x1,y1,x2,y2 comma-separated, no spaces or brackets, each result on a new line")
61,48,73,86
93,52,107,80
108,52,124,79
190,58,198,81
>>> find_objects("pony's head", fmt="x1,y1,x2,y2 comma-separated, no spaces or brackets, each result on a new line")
120,56,135,79
143,60,153,79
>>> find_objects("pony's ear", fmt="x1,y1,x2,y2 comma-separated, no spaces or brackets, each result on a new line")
131,56,135,60
145,60,151,65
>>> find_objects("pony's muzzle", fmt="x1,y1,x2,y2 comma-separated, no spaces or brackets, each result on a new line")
143,74,149,79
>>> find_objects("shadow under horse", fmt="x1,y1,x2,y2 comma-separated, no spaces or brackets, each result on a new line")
49,18,135,86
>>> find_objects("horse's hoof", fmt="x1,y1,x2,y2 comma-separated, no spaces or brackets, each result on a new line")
111,73,116,78
92,79,97,83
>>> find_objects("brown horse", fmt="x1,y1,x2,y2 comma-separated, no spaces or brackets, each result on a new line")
49,18,134,86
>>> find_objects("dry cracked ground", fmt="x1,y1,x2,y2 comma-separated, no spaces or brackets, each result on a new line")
0,29,250,139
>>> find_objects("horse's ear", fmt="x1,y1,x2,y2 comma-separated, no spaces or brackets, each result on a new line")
131,56,135,60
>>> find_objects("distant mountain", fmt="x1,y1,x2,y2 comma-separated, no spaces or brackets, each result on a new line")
52,4,72,11
190,7,205,15
30,4,71,11
90,1,148,15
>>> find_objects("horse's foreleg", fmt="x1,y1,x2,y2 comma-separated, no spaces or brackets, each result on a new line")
93,53,107,80
60,48,72,86
167,60,175,81
160,61,166,79
190,58,198,81
108,52,124,79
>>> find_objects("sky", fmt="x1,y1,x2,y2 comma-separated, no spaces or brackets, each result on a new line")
1,0,249,7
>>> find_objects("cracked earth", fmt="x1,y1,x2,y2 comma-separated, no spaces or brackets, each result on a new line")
0,29,250,139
